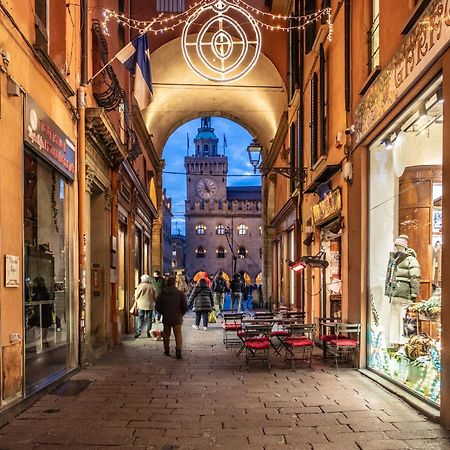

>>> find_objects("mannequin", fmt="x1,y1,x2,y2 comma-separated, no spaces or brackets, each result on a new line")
385,234,420,346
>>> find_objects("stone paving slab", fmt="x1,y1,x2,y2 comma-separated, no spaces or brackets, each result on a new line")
0,313,449,449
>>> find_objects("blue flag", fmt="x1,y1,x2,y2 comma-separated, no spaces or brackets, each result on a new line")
117,34,153,110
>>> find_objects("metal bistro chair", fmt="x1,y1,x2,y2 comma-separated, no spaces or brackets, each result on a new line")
222,312,244,348
237,317,274,356
318,316,343,359
269,319,292,356
283,323,316,370
243,323,272,370
327,323,361,369
283,311,306,323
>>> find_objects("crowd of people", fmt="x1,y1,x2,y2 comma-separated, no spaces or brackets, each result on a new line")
130,270,263,360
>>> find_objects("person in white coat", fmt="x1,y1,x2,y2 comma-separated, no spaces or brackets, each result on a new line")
134,274,156,338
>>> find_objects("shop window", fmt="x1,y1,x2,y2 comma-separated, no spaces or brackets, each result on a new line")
216,224,225,235
237,224,248,235
368,78,443,405
238,247,247,259
196,224,206,235
217,247,226,258
368,0,380,72
24,151,74,391
196,247,206,258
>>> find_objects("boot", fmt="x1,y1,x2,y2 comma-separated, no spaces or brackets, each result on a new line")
164,350,170,356
176,349,182,359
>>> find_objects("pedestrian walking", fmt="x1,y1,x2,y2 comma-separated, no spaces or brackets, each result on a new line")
212,271,228,316
175,272,189,295
133,274,156,338
230,273,244,312
189,278,213,331
155,276,188,359
152,271,166,322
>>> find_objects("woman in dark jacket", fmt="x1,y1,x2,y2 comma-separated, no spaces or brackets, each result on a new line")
189,278,213,331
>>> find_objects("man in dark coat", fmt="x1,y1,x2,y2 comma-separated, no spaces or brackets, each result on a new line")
155,276,188,359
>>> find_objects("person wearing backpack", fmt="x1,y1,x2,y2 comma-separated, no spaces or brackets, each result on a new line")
212,271,228,317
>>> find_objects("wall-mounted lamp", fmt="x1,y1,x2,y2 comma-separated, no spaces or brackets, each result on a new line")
289,251,329,271
247,138,306,180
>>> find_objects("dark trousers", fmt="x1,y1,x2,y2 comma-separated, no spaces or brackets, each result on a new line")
195,311,209,327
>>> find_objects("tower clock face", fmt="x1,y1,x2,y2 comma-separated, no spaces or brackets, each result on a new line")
196,178,217,200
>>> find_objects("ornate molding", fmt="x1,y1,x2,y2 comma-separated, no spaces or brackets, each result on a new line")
355,0,450,143
86,166,96,194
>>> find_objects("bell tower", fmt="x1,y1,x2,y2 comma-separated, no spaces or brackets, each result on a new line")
185,117,228,203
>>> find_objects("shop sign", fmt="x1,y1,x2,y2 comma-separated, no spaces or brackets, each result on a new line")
312,189,341,227
24,96,75,181
355,0,450,143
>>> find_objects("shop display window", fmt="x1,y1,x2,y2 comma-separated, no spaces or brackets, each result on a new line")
368,78,443,405
24,151,74,392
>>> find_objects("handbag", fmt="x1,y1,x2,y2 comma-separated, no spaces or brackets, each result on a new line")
208,310,217,323
129,301,138,316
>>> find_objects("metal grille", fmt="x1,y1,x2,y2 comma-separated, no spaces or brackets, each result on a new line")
157,0,184,13
51,380,92,397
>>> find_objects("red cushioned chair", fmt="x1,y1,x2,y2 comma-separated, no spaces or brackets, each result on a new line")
327,323,361,369
243,323,272,370
222,313,244,348
318,317,342,359
283,323,316,370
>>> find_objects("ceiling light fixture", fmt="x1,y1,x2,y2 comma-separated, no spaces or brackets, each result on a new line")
383,137,393,149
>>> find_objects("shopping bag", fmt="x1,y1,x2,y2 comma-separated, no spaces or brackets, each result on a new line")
129,301,138,316
208,310,216,323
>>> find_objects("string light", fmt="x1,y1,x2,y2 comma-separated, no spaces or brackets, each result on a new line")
101,1,332,36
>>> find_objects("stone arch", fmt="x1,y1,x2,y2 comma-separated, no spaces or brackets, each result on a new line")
144,36,287,157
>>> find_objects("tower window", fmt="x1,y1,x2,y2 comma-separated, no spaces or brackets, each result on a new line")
238,247,247,259
217,247,226,258
216,224,225,235
204,144,209,156
196,247,206,258
237,224,248,235
196,224,206,235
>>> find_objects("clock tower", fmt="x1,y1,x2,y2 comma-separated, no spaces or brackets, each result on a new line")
185,117,227,203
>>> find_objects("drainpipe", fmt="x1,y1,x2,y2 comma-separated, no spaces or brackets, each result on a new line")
77,0,88,365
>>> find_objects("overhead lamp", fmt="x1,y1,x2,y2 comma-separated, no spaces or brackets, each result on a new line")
289,259,307,272
436,86,444,104
419,101,428,118
383,137,393,150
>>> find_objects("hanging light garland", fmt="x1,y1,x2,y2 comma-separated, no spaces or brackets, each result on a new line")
101,0,333,83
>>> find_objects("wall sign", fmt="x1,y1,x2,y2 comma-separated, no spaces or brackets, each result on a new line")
312,189,342,227
355,0,450,143
24,96,75,181
5,255,19,287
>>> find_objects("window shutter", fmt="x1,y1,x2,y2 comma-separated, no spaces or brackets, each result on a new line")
290,123,296,194
319,44,327,156
311,72,318,167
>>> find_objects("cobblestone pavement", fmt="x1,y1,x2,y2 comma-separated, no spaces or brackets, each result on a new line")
1,314,449,450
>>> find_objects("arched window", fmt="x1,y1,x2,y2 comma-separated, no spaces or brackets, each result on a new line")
216,224,225,235
204,144,209,155
237,224,248,235
238,247,247,259
217,247,226,258
196,224,206,235
196,247,206,258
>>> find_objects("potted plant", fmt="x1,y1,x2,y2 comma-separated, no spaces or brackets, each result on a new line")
409,289,441,321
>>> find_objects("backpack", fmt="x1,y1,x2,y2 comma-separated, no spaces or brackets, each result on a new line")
214,277,226,293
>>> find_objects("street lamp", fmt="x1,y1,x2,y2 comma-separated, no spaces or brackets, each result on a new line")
246,138,306,180
247,139,262,174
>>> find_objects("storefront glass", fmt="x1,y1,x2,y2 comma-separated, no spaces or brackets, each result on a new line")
368,78,443,405
24,151,74,392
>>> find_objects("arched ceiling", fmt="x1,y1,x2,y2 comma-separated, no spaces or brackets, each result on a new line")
143,36,287,157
